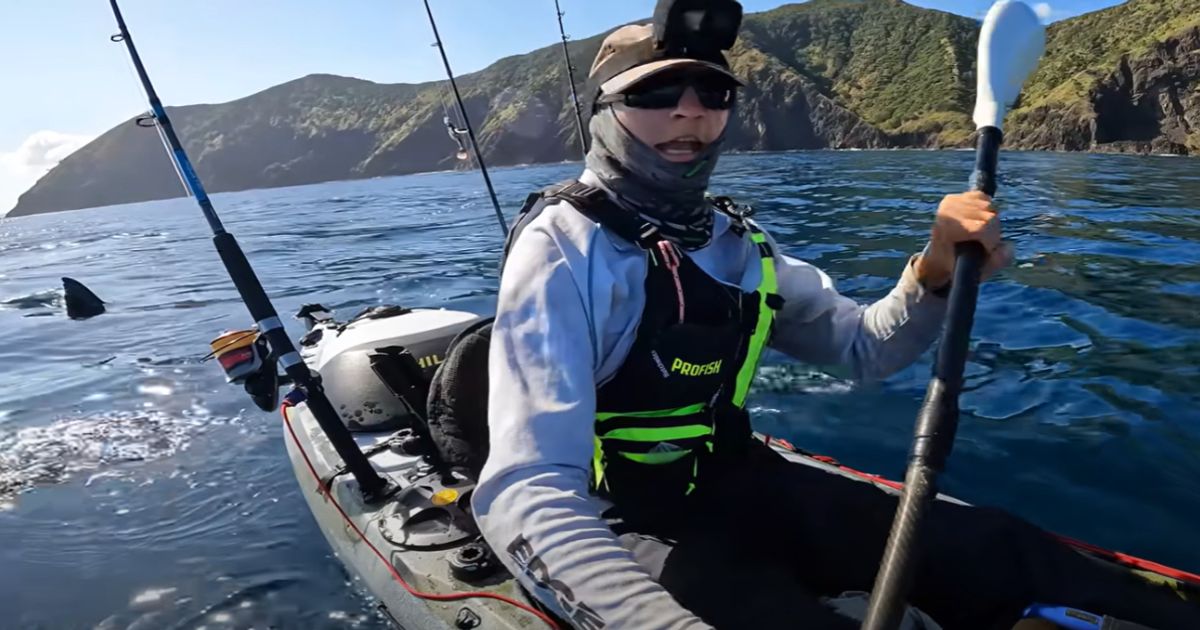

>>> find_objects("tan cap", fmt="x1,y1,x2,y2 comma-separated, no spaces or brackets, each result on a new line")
588,24,742,97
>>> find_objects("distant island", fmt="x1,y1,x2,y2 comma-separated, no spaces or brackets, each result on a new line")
10,0,1199,217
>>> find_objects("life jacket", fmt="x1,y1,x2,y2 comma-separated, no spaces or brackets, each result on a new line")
427,180,782,507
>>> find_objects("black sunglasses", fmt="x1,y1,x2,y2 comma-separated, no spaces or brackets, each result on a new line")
597,73,738,111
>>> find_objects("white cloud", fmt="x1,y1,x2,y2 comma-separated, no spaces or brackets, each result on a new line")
1033,3,1054,21
1,130,93,173
0,130,94,215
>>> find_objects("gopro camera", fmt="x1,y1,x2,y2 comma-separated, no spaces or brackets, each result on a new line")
652,0,743,63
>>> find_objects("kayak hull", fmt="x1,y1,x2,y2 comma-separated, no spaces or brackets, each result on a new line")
283,401,538,629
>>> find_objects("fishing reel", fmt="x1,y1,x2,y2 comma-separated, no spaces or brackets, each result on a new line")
652,0,743,63
209,328,284,412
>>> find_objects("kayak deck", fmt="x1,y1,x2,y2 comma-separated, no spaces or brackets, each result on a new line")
282,398,1200,630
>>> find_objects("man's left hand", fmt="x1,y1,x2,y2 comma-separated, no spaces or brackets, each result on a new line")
916,190,1014,292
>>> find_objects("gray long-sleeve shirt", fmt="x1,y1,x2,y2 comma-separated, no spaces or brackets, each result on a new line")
471,172,949,629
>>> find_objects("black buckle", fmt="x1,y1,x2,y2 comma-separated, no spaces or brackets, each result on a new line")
558,181,607,204
710,195,754,220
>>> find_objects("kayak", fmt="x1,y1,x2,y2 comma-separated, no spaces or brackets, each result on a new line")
275,304,1200,629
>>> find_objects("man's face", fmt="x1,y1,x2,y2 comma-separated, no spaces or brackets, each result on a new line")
611,74,732,163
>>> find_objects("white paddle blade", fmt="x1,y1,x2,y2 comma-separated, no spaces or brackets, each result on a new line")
973,0,1046,130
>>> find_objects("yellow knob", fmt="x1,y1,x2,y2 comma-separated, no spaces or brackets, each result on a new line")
431,488,459,506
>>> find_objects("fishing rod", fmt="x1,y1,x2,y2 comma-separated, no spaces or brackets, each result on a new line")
421,0,508,234
861,2,1045,628
106,0,393,502
554,0,589,159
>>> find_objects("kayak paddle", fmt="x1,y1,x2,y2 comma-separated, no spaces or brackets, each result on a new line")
861,3,1046,629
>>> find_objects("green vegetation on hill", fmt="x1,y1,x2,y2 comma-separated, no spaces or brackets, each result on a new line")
1006,0,1200,153
747,0,975,129
1020,0,1200,108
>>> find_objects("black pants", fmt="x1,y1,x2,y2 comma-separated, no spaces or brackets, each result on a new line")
612,441,1198,630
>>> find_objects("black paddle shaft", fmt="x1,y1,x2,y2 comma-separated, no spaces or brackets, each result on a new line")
861,126,1003,630
108,0,392,502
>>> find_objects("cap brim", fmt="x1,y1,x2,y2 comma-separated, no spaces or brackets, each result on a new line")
599,59,744,95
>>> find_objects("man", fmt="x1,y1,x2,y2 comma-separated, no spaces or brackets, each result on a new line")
469,12,1194,630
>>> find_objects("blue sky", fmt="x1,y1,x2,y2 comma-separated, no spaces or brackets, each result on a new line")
0,0,1123,212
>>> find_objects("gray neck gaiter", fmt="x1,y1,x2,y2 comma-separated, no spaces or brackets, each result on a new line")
584,107,724,250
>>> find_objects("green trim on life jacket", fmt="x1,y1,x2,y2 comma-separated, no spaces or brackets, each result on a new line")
601,424,713,442
733,229,778,407
621,450,691,464
595,402,708,422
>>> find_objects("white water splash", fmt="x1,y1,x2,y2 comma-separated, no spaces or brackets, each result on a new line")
84,470,124,486
0,410,206,499
131,586,178,606
0,289,61,312
136,383,174,397
755,365,855,395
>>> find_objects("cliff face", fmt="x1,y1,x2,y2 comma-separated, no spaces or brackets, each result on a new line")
1006,0,1200,153
1007,27,1200,153
1090,27,1200,153
10,0,1200,217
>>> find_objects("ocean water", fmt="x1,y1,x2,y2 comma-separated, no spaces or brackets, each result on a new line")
1,150,1198,628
